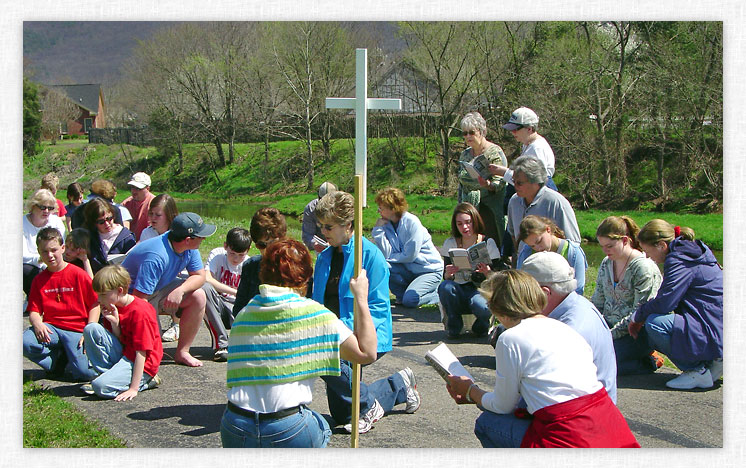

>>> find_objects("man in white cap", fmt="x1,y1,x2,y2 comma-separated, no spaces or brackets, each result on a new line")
488,107,558,192
121,212,217,367
521,251,618,403
301,181,337,253
122,172,155,241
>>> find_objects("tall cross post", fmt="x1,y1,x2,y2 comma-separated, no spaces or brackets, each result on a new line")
325,49,401,448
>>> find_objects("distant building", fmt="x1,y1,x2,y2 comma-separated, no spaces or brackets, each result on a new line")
372,61,441,115
46,83,106,135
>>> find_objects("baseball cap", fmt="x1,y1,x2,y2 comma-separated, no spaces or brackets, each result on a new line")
318,181,337,198
170,212,217,238
127,172,151,189
521,251,575,285
502,107,539,131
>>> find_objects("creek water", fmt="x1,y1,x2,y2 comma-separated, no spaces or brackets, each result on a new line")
176,198,723,269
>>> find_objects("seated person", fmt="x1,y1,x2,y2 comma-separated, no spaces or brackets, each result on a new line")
63,228,94,279
122,172,156,240
592,216,663,375
371,187,443,307
516,215,587,295
23,189,67,296
232,207,288,317
312,191,420,434
82,265,163,400
64,182,85,233
302,181,337,253
139,194,179,242
40,172,67,223
202,227,251,362
70,179,125,230
438,202,502,338
22,227,99,381
83,198,136,274
629,220,723,390
121,212,216,367
446,270,639,448
220,240,378,448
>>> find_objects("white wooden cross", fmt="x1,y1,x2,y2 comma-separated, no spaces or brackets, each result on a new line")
326,48,402,206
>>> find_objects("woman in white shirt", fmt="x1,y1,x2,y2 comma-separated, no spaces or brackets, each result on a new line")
446,270,639,448
23,189,66,296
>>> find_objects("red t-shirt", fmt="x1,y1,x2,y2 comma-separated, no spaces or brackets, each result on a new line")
27,264,97,332
103,296,163,377
55,199,67,217
122,191,155,241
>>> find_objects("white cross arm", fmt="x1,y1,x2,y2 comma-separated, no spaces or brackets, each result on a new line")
325,97,402,110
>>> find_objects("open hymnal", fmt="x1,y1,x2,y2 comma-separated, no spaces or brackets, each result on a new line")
312,235,329,248
448,241,491,271
460,154,491,180
425,342,474,382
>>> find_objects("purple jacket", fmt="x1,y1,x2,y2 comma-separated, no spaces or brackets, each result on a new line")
633,238,723,363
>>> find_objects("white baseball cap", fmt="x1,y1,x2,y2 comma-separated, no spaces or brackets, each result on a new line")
127,172,151,189
502,107,539,131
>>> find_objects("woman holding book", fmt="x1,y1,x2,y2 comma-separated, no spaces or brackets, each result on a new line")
221,239,378,448
516,215,587,295
438,203,502,338
446,270,640,448
457,112,509,250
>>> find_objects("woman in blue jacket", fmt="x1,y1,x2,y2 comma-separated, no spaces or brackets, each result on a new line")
628,219,723,390
312,191,420,434
83,198,136,274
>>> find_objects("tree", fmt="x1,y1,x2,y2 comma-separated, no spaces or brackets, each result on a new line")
40,87,81,143
23,77,41,156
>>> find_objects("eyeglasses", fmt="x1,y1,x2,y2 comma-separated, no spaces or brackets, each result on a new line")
96,216,114,225
462,130,477,136
317,223,336,232
36,204,55,212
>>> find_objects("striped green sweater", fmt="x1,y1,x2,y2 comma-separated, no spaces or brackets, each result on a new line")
227,285,341,387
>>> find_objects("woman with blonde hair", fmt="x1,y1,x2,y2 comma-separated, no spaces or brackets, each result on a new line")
23,189,67,296
516,215,587,295
591,216,663,375
628,220,723,390
446,270,639,448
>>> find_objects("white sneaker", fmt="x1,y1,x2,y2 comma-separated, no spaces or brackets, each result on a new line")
343,399,384,434
398,367,421,413
80,383,95,395
707,358,723,382
161,322,180,342
213,348,228,362
665,368,714,390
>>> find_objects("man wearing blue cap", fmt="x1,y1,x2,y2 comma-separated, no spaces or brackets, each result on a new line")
122,212,217,367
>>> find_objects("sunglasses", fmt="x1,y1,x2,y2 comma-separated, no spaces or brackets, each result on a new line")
317,223,336,231
462,130,477,136
96,216,115,225
36,204,55,211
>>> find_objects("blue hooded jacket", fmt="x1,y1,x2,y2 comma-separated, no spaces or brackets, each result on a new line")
633,238,723,363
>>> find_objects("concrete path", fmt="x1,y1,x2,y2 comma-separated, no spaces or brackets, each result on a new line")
22,305,722,448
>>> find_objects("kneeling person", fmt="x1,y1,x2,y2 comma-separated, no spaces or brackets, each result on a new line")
83,265,163,400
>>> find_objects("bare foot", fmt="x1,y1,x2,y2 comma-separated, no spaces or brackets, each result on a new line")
174,351,203,367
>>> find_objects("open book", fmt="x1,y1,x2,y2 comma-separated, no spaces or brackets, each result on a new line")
449,241,491,271
460,153,491,180
425,342,474,382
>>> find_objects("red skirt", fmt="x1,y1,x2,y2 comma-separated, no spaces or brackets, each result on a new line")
520,388,640,448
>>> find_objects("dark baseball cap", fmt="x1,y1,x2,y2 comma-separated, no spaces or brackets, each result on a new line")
170,212,217,238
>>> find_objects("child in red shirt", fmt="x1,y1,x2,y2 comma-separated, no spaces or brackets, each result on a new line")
23,227,100,381
83,265,163,400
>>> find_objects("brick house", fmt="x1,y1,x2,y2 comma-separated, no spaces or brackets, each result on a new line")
47,83,106,135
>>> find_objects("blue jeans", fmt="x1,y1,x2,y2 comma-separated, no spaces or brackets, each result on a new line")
614,329,656,375
645,313,706,371
437,280,492,336
23,324,97,381
83,323,154,398
220,405,330,448
474,410,531,448
388,263,442,307
321,355,408,425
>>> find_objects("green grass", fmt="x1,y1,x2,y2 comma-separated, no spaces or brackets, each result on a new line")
23,380,127,447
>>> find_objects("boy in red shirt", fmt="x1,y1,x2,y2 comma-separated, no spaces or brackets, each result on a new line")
83,265,163,400
23,227,99,381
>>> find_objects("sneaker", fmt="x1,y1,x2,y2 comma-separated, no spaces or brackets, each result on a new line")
80,383,95,395
343,399,384,434
665,368,713,390
398,367,421,413
147,374,163,390
161,322,180,342
213,348,228,362
650,351,665,370
707,358,723,382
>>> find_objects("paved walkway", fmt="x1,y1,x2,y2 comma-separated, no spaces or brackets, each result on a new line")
22,305,723,448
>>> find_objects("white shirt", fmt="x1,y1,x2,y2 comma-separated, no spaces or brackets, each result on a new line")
138,226,159,242
503,135,556,185
227,320,353,412
480,316,602,415
22,213,66,267
207,247,249,300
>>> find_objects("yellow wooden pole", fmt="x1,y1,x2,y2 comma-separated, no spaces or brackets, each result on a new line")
350,174,364,448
